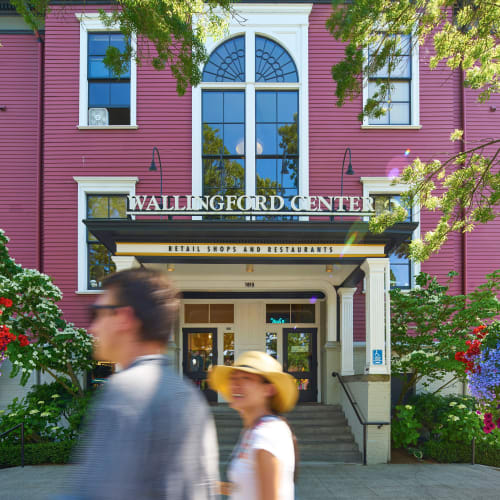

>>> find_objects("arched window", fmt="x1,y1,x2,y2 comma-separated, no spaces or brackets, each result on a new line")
199,33,301,219
255,36,298,83
202,36,245,82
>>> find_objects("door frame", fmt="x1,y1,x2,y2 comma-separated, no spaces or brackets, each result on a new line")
282,327,318,402
182,327,218,402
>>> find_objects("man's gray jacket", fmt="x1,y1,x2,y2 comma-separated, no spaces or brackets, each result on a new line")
67,355,219,500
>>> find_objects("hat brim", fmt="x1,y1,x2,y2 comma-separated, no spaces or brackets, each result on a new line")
208,364,299,414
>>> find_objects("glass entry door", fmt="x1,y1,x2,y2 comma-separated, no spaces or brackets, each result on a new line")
182,328,218,402
283,328,317,402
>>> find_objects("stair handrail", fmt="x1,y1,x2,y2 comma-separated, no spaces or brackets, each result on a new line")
332,372,390,465
0,422,25,467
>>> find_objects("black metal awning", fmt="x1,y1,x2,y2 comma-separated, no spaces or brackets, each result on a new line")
84,219,417,265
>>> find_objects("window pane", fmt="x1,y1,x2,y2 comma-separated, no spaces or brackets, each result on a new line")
210,304,234,323
397,35,411,56
108,107,130,125
291,304,315,323
256,92,276,122
369,108,390,125
88,56,109,79
224,332,235,365
87,195,109,218
277,92,297,122
390,102,410,124
184,304,210,323
256,124,277,155
202,124,223,155
109,197,127,218
89,82,110,107
110,82,130,107
224,92,244,123
278,122,298,156
89,243,115,289
202,35,245,82
266,304,290,323
88,34,109,55
390,82,410,102
110,33,127,53
203,91,223,123
257,158,277,184
287,332,312,371
266,332,278,359
390,264,411,288
255,36,298,83
223,124,244,155
393,55,411,78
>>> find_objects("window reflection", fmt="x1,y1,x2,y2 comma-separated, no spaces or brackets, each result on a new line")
256,91,298,220
266,332,278,359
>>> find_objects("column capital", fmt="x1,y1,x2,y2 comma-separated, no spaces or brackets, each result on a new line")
337,287,357,298
361,257,389,274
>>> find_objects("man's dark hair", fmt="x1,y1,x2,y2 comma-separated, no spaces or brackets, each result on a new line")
102,268,180,343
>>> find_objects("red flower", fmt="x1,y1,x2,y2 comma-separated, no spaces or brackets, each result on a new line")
0,297,13,307
17,334,29,347
455,351,465,361
473,325,487,339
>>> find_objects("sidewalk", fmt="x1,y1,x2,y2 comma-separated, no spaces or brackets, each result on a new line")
0,463,499,499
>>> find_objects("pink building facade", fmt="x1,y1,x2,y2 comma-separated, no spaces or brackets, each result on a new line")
1,1,499,463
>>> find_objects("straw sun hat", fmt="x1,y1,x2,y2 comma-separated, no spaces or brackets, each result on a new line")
208,351,299,413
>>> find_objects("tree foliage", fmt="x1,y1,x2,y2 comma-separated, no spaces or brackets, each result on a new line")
9,0,232,95
327,0,500,260
390,270,500,405
0,230,93,397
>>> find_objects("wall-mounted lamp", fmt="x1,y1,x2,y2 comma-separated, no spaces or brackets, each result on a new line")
246,264,254,273
325,264,333,273
167,263,175,272
340,147,355,198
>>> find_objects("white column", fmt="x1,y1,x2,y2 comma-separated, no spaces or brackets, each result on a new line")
360,258,390,374
111,255,140,272
338,287,356,376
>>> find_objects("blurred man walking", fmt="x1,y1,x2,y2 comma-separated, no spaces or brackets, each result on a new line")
60,268,219,500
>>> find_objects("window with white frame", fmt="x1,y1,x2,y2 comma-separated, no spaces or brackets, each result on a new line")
363,34,420,127
74,177,138,292
361,177,420,289
76,14,137,128
192,4,311,217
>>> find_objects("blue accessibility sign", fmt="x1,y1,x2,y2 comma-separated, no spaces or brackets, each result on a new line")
372,349,383,365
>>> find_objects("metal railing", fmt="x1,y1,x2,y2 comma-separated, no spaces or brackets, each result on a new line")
0,422,25,467
332,372,390,465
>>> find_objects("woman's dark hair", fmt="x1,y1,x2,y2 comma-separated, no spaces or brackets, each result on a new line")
102,268,180,343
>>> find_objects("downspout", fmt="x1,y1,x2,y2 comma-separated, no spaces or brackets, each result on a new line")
460,70,467,296
35,28,44,272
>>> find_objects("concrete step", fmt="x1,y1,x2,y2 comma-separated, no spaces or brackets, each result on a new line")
211,404,362,464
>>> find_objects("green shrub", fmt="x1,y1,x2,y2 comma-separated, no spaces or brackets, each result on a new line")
0,382,94,444
422,439,500,467
0,440,76,468
391,404,420,448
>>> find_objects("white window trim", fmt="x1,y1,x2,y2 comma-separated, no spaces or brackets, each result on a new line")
74,176,139,293
192,4,311,218
362,34,420,128
361,177,421,288
76,13,137,128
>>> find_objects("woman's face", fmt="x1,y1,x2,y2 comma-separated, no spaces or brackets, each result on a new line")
229,370,275,413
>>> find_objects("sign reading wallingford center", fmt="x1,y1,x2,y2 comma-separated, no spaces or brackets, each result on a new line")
126,194,375,217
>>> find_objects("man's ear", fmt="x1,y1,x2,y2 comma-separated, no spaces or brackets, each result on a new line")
118,305,142,337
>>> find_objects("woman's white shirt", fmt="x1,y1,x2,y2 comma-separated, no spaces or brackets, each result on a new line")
227,416,294,500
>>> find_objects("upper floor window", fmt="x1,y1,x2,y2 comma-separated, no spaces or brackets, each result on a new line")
372,194,412,289
363,34,420,127
77,13,137,128
199,34,299,219
88,33,130,126
87,194,127,289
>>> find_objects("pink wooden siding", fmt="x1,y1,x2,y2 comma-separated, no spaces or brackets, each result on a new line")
0,34,40,270
2,4,496,340
42,6,192,327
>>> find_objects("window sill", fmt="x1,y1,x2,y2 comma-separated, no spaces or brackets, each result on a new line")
361,125,422,130
76,290,105,295
77,125,139,130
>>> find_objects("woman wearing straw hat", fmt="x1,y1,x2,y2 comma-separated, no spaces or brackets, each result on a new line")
208,351,299,500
